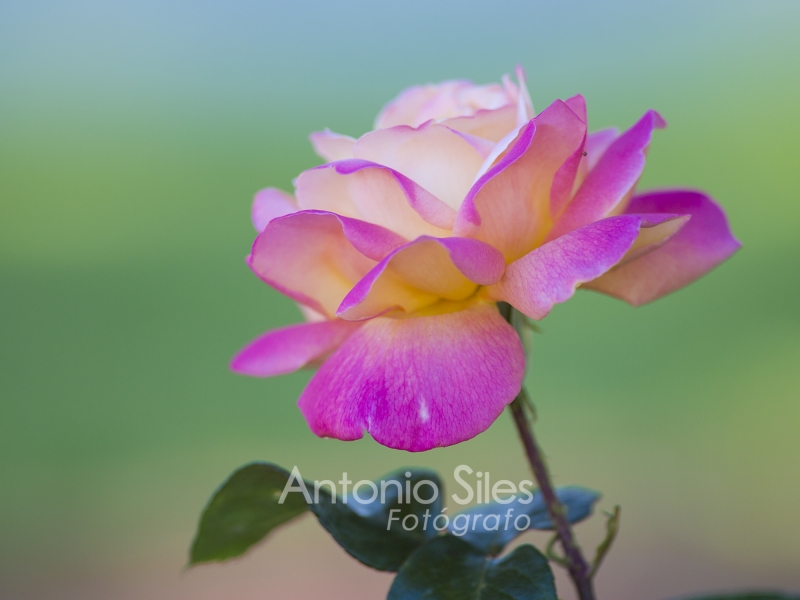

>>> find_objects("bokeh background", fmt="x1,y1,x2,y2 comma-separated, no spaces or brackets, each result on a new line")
2,1,798,599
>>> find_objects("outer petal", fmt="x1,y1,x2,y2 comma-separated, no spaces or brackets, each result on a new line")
584,190,741,305
248,210,406,317
489,214,685,319
353,123,485,211
231,319,363,377
295,159,455,239
564,94,587,123
549,95,589,220
309,129,356,162
453,100,586,261
251,188,297,233
337,237,506,321
298,301,525,451
551,128,620,220
547,110,666,240
584,128,620,171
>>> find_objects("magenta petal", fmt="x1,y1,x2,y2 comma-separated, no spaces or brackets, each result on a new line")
550,131,587,220
490,215,665,319
584,190,741,305
231,320,363,377
251,188,297,233
584,128,620,170
453,100,586,261
298,302,525,451
548,94,589,220
564,94,587,123
337,236,507,320
248,210,406,317
548,110,666,240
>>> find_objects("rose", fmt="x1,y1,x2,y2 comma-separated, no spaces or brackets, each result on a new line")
232,68,739,452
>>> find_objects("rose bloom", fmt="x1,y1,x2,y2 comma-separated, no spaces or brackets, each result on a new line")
233,68,740,452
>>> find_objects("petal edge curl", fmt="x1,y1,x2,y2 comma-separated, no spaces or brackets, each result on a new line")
248,210,406,317
584,190,741,305
547,110,666,241
231,320,363,377
489,214,686,320
295,159,455,239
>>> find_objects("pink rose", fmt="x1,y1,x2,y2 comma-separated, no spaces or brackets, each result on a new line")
233,69,740,452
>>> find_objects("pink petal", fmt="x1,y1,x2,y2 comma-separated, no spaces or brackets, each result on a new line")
547,110,666,241
353,123,486,211
585,128,620,171
584,190,741,305
337,236,507,321
444,127,496,160
453,100,586,261
298,302,525,451
374,80,513,129
564,94,587,123
248,210,406,317
489,214,684,319
295,159,455,240
309,129,356,162
549,95,589,220
251,188,297,233
551,126,622,221
231,319,363,377
374,82,460,129
442,105,518,143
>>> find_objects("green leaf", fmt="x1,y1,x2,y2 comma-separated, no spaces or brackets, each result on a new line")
189,462,308,565
309,468,444,572
451,486,601,555
388,535,557,600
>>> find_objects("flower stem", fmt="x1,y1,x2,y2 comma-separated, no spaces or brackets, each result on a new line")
499,302,596,600
509,396,595,600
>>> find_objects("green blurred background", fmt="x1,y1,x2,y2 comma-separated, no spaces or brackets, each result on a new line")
1,1,798,598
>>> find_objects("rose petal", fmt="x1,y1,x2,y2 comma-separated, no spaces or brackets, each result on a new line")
444,127,496,160
442,105,518,143
547,110,666,240
374,80,513,129
489,214,683,319
295,159,455,239
353,123,486,211
453,100,586,261
564,94,587,123
231,319,363,377
248,210,406,317
298,301,525,451
551,128,621,221
337,236,507,321
585,128,620,171
251,188,297,233
309,129,357,162
549,95,589,220
584,190,741,305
